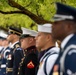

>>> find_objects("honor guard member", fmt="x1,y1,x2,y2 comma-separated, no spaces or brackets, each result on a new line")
17,27,39,75
0,37,4,63
35,24,60,75
0,37,6,65
0,30,9,67
0,30,8,52
0,36,5,52
0,37,11,75
51,2,76,75
6,26,23,75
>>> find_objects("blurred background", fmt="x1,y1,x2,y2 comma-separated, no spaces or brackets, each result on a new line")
0,0,76,31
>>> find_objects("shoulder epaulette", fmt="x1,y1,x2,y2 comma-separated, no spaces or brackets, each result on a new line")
14,44,20,49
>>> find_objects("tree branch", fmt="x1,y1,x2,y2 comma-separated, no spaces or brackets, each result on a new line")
7,0,51,24
0,10,23,14
61,0,66,3
25,1,32,7
0,26,8,32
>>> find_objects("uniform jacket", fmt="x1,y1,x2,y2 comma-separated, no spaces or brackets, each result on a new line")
52,34,76,75
0,46,10,75
17,46,39,75
6,41,23,75
0,47,4,66
37,46,59,75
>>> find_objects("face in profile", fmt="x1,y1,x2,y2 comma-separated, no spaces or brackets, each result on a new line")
7,34,14,43
35,32,48,50
20,37,29,49
2,39,9,47
0,40,3,46
52,21,66,40
20,37,35,50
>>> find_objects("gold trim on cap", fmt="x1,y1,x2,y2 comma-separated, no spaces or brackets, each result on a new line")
9,29,21,35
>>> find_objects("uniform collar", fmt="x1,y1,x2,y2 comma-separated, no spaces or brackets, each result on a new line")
38,46,55,61
10,41,19,48
24,46,37,53
61,34,74,49
0,46,4,51
39,46,59,62
41,46,55,54
23,45,37,56
24,45,36,52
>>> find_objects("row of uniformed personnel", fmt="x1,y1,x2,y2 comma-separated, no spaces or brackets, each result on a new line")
0,26,39,75
36,2,76,75
0,23,60,75
0,2,76,75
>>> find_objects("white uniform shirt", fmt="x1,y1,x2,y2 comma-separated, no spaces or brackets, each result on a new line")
37,47,60,75
0,46,4,51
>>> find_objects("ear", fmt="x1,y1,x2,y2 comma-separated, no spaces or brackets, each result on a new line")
66,23,73,31
29,37,34,43
47,34,52,41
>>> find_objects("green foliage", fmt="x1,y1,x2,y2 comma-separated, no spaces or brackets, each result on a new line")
0,0,76,30
66,0,76,7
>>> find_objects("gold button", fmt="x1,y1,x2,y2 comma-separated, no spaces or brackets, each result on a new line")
18,68,20,70
18,72,19,74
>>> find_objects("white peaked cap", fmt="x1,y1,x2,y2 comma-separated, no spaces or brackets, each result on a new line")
38,23,52,33
21,27,38,37
0,30,8,38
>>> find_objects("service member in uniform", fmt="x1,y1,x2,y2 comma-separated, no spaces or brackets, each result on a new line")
35,24,60,75
0,36,5,52
0,37,6,66
51,2,76,75
0,30,8,52
17,27,39,75
0,30,10,75
0,37,10,75
6,26,23,75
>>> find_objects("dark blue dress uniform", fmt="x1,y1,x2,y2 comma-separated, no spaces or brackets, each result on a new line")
60,34,76,75
0,47,4,66
51,2,76,75
6,26,23,75
52,34,76,75
0,37,7,66
6,42,23,75
17,46,39,75
0,46,11,75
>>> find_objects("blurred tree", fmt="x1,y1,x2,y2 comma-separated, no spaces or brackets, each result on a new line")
0,0,76,31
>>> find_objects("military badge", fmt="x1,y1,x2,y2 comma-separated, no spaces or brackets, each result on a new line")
15,44,20,48
27,61,35,69
7,54,12,60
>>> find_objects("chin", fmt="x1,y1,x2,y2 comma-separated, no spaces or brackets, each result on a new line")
36,45,39,48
